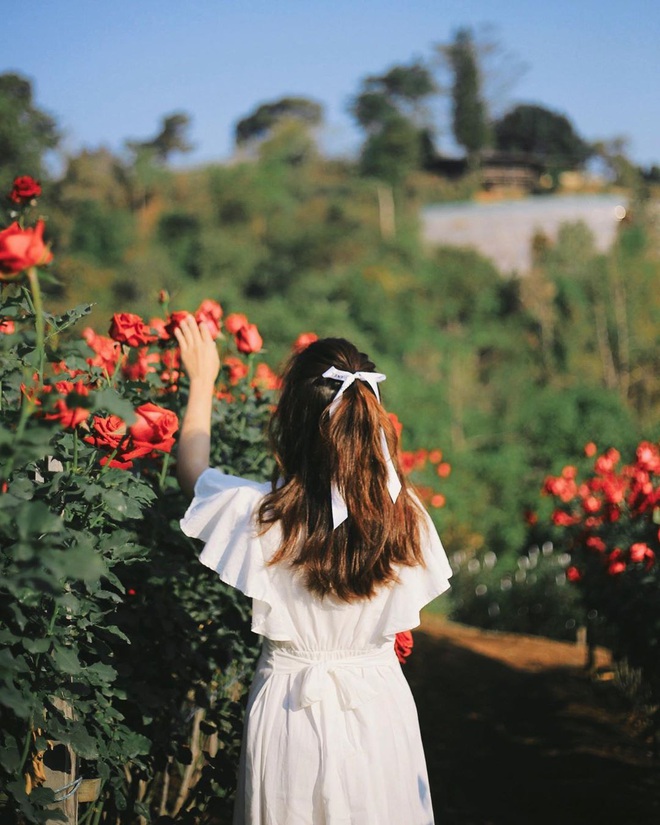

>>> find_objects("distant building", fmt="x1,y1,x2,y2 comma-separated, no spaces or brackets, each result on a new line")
479,150,545,192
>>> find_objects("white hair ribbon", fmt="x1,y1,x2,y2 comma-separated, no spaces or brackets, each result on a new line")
322,366,402,528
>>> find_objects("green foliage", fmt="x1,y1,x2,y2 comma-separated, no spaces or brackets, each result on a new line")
0,74,59,192
359,116,422,186
0,283,273,822
444,28,490,157
127,112,193,163
235,97,323,146
68,200,135,267
494,104,592,169
350,61,435,185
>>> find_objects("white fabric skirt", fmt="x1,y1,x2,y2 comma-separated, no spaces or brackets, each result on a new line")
233,640,435,825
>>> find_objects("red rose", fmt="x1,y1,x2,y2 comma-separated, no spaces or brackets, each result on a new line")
552,510,580,526
235,323,263,354
9,176,42,204
149,317,169,340
0,319,15,334
293,332,318,352
630,542,655,569
85,414,134,468
43,380,90,429
109,313,157,347
224,356,249,385
122,347,160,381
129,402,178,455
195,299,223,339
428,449,442,464
225,313,248,334
388,412,403,438
585,536,606,553
83,327,123,374
252,362,280,391
436,462,451,478
566,566,582,582
394,631,414,664
0,220,53,278
400,451,415,474
160,347,180,386
164,311,190,339
584,442,597,458
430,493,446,508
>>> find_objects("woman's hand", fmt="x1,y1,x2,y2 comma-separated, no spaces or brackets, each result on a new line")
174,314,220,387
174,315,220,498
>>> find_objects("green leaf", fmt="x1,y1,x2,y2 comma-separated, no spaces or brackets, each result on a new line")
52,644,82,675
64,722,99,759
15,501,63,539
85,662,117,683
102,489,143,519
0,683,33,718
93,388,136,423
0,741,21,772
22,637,51,654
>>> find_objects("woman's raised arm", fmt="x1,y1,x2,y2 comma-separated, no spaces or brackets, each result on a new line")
174,314,221,499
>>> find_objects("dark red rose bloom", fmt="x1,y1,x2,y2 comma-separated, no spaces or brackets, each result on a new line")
149,317,169,340
293,332,318,352
395,631,414,664
252,362,280,391
109,313,157,347
224,313,248,334
195,299,223,339
43,380,91,429
566,566,582,582
163,311,190,339
0,220,53,278
388,412,403,439
224,356,249,385
235,323,263,354
122,347,160,382
84,414,134,468
9,176,42,204
83,327,123,374
129,402,178,455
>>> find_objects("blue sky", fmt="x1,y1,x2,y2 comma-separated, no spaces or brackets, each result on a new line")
4,0,658,168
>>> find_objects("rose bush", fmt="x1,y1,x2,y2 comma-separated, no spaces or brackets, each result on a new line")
541,441,660,717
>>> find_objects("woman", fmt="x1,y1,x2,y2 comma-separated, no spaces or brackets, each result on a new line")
176,315,452,824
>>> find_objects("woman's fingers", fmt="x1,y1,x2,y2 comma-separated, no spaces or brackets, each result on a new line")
174,314,219,382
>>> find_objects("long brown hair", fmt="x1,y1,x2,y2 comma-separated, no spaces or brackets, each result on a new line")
257,337,426,601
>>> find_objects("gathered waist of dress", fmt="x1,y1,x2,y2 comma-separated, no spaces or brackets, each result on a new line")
259,638,398,671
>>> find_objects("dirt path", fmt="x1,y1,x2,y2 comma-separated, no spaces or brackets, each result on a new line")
409,616,660,825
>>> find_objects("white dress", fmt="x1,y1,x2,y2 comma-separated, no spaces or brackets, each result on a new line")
180,468,452,825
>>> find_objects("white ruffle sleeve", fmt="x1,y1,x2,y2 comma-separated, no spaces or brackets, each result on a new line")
179,467,296,641
374,504,453,639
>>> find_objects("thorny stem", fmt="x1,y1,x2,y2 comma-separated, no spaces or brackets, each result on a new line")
26,267,46,384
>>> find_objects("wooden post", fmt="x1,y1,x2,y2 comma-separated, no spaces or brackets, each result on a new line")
42,699,77,825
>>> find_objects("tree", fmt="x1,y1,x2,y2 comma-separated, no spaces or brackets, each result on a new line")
234,97,323,146
0,73,59,190
442,29,491,159
360,115,422,189
494,104,591,168
127,112,193,163
350,61,435,185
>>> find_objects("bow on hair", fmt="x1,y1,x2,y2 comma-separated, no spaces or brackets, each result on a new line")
322,366,402,528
